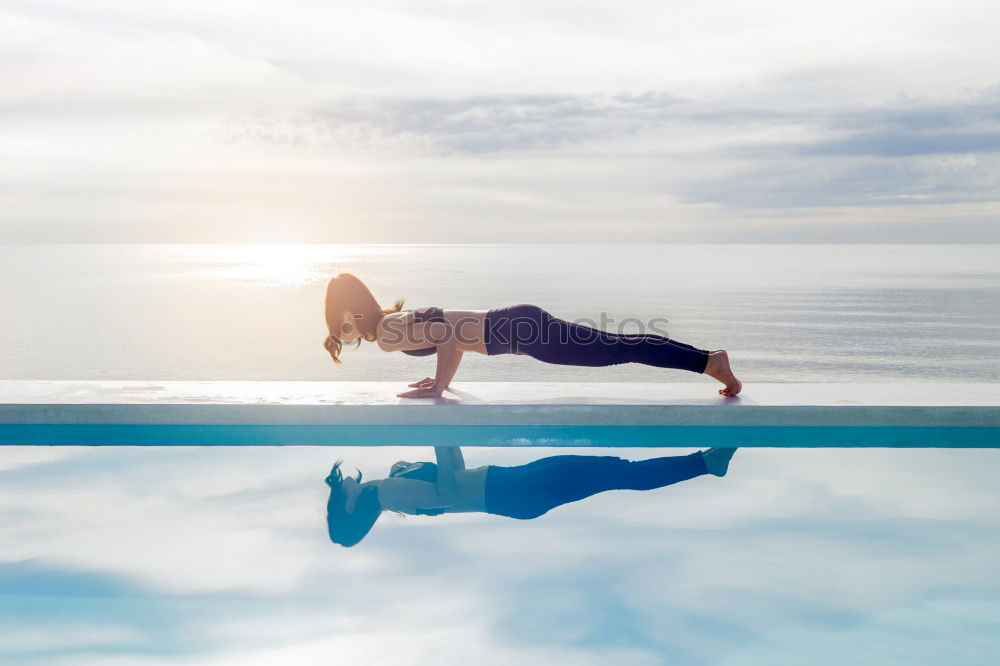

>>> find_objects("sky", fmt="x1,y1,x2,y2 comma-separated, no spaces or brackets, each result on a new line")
2,0,1000,244
2,445,999,665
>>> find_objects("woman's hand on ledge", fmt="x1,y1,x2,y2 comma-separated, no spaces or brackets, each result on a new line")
408,377,437,389
397,385,444,399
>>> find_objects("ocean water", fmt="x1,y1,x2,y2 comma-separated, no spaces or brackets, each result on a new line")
1,244,999,665
2,243,999,382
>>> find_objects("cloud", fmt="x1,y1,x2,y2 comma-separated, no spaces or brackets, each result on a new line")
204,88,1000,223
792,130,1000,158
217,91,687,155
674,153,1000,209
216,86,1000,158
3,1,1000,242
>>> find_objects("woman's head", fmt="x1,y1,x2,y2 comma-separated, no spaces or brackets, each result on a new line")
323,273,404,364
325,460,382,547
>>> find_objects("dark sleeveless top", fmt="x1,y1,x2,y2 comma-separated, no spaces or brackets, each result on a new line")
400,306,446,357
388,461,445,516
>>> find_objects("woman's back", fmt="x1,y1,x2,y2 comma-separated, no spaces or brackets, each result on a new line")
394,307,490,355
377,464,489,514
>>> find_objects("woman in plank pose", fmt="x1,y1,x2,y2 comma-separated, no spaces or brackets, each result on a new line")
326,447,737,547
322,273,741,398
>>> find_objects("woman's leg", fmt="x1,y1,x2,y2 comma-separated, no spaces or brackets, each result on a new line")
505,305,709,374
486,453,708,519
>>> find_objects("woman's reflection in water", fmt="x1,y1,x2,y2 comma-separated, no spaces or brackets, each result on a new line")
326,447,737,547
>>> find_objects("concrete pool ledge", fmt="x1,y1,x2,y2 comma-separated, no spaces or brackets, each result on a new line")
0,380,998,448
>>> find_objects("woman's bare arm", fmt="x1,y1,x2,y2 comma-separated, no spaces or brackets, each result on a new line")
376,449,466,512
451,447,466,471
379,316,463,398
433,339,462,392
437,446,465,471
433,446,459,498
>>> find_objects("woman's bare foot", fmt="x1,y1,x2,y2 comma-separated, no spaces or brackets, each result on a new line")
704,350,742,397
701,447,737,476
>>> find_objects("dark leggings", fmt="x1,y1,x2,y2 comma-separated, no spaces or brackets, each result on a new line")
484,304,709,374
484,452,708,520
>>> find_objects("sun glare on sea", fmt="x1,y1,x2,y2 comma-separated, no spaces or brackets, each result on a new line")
238,244,318,287
180,243,355,288
174,242,411,288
